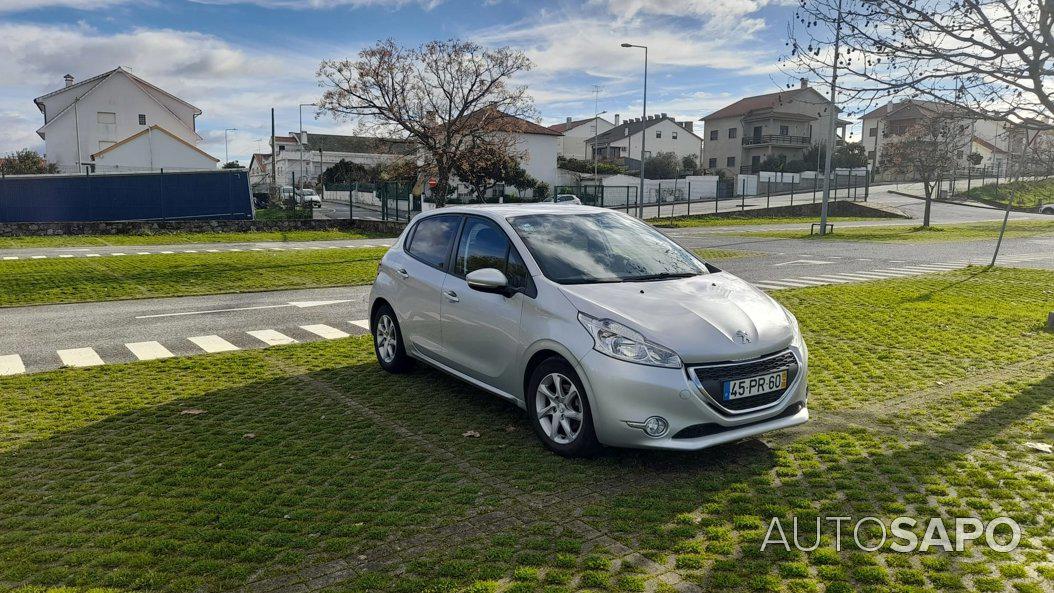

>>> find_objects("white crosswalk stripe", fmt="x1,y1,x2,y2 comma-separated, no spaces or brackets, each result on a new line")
188,335,240,353
349,319,371,330
126,341,174,361
799,276,851,283
247,329,298,346
0,354,25,376
57,347,105,368
301,324,350,339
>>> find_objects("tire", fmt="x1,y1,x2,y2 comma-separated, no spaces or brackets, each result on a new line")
526,357,600,457
372,304,413,373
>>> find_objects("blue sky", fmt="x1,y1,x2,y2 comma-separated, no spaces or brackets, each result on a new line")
1,0,835,165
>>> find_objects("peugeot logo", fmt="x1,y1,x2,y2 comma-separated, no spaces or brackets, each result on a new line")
735,330,752,344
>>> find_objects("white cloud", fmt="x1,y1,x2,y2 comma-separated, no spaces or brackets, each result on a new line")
596,0,793,21
189,0,440,8
0,0,134,13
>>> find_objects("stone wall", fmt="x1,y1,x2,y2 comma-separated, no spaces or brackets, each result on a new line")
0,218,406,237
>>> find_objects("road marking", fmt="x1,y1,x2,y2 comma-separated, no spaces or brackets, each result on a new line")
112,252,126,256
763,279,817,287
85,254,100,257
160,251,175,254
58,254,74,258
2,256,17,260
126,341,174,361
135,299,353,319
782,278,828,286
30,255,46,259
183,250,198,253
799,276,851,283
349,319,370,330
0,354,25,376
248,329,298,346
301,324,350,339
137,252,151,255
188,335,240,353
57,347,105,367
754,283,788,291
774,259,833,266
831,272,889,280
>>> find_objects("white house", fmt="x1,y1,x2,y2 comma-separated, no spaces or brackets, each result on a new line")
585,114,703,171
90,125,218,171
33,67,211,172
262,132,414,188
549,116,614,160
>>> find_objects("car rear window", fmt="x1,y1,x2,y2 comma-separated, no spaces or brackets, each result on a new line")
407,215,460,269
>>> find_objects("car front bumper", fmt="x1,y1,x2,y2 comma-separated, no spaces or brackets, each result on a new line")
577,347,809,451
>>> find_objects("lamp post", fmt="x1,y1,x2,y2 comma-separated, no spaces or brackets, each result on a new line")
223,128,237,165
298,103,314,187
592,110,608,179
621,43,648,218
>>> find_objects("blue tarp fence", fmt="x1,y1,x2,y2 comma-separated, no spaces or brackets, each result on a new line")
0,169,253,223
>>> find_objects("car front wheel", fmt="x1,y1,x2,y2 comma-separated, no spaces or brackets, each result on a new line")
372,305,413,373
526,358,600,457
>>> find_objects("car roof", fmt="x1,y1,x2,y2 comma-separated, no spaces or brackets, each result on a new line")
420,203,611,220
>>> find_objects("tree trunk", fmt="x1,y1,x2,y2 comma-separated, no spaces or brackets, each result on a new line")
922,181,933,228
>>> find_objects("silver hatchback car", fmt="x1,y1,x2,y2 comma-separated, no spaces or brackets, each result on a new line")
368,204,809,456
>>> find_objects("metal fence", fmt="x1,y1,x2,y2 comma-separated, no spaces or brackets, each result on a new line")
0,169,252,223
322,181,417,222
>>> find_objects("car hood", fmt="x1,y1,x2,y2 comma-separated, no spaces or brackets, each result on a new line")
558,272,795,363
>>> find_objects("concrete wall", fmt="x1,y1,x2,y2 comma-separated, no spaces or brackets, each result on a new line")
516,133,560,188
91,128,217,171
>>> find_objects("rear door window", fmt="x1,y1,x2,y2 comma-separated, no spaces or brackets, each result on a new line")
407,215,461,270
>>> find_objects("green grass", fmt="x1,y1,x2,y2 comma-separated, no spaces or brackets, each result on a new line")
1,267,1052,592
693,247,763,260
738,219,1054,242
0,248,386,307
962,178,1054,209
649,215,877,228
0,228,392,249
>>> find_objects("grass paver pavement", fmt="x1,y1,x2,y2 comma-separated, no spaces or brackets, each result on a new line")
0,267,1051,592
0,229,391,249
735,219,1054,242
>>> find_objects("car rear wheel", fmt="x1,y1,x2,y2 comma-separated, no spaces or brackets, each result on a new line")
526,358,600,457
372,304,413,373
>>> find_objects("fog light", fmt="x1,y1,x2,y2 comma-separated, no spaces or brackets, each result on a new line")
643,416,669,438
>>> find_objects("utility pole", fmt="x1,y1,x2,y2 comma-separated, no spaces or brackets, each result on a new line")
270,108,276,189
224,128,237,165
818,0,844,236
298,103,314,187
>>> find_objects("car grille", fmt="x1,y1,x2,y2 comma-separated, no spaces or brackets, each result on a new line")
689,350,798,413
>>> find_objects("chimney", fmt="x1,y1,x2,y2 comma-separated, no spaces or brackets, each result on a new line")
681,121,694,132
63,74,75,88
800,77,808,89
566,116,573,123
614,113,620,126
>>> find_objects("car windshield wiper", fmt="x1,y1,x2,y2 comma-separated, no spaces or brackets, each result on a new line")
627,272,700,282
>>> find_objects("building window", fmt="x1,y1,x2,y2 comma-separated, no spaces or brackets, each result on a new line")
708,157,717,168
655,130,662,139
728,128,737,139
779,125,789,136
709,130,719,141
726,156,736,167
868,127,877,137
672,131,678,139
867,150,876,160
138,114,147,126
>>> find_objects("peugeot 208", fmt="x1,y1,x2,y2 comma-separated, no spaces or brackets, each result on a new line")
368,204,808,456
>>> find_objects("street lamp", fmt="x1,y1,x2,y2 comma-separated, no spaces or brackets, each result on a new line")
621,42,648,218
298,103,315,186
593,110,608,179
223,128,237,165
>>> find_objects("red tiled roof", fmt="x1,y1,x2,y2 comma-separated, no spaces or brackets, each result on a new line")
549,118,594,132
972,136,1007,154
464,107,563,136
702,88,825,121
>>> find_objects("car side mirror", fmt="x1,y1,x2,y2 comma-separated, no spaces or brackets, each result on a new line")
466,268,512,296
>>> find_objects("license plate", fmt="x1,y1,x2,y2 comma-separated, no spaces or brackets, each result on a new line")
723,370,788,400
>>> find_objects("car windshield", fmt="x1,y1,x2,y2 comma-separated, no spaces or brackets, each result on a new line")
507,212,706,284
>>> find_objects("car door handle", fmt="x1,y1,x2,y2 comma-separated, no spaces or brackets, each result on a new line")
395,267,409,278
443,290,460,303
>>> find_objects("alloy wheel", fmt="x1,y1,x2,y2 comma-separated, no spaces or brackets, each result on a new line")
535,372,584,444
375,314,397,363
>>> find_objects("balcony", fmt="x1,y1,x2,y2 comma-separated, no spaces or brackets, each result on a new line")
742,134,812,147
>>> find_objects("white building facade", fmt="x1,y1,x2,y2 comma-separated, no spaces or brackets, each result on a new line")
33,67,209,172
549,116,614,160
585,115,704,169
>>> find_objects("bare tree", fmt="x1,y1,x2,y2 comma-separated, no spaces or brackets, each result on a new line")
879,113,965,226
317,39,534,206
786,0,1054,127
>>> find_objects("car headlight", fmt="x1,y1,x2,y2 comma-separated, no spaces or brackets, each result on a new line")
784,307,808,359
578,312,682,368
